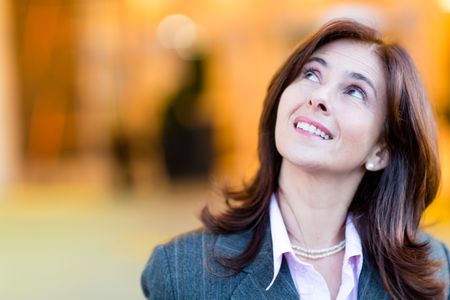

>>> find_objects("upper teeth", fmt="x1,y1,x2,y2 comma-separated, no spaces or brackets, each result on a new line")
296,122,331,140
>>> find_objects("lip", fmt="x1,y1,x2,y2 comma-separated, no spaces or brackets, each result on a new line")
293,116,334,139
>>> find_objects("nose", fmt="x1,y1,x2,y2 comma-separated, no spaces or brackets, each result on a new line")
308,99,328,113
308,86,331,114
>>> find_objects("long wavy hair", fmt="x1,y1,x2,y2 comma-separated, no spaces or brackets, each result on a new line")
201,19,445,299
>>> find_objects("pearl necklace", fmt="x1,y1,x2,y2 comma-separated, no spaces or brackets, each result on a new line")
291,239,346,260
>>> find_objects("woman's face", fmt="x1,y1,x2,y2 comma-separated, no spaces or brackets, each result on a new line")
274,39,388,175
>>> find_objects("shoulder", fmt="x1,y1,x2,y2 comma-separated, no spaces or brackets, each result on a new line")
419,232,450,261
419,232,450,282
140,229,209,299
141,229,253,299
145,228,250,262
153,229,210,257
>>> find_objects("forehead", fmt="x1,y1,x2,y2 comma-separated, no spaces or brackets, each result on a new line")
310,39,385,85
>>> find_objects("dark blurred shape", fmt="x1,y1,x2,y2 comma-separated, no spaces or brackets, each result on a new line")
111,124,133,189
445,101,450,125
161,53,214,180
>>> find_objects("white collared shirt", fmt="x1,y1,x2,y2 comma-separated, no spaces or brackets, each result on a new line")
266,194,363,300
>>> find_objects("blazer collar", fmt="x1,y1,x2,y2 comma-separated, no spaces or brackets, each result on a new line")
214,220,299,299
212,220,389,300
357,258,390,300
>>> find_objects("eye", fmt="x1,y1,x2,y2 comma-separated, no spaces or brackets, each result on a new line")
302,67,320,83
346,85,367,101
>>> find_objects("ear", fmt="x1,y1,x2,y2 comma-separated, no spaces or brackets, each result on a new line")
365,143,390,172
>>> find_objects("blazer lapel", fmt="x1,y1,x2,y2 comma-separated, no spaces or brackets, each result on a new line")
213,221,299,300
231,256,299,300
212,221,394,299
358,258,390,300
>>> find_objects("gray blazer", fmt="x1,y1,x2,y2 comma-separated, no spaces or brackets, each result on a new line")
141,222,450,299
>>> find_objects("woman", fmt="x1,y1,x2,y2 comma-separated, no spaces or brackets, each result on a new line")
142,20,450,299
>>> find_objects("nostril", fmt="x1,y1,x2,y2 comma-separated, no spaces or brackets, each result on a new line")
318,103,327,111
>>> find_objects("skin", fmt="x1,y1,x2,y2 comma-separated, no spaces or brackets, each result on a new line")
274,39,390,299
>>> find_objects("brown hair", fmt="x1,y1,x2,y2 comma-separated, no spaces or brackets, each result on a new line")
201,19,445,299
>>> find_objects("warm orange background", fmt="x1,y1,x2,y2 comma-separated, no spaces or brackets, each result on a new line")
1,0,450,299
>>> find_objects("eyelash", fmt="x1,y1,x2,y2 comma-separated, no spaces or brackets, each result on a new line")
346,85,367,101
302,67,319,81
301,66,368,102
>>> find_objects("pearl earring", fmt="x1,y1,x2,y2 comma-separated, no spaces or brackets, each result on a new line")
366,162,375,170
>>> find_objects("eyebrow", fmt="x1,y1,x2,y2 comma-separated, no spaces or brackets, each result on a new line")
306,56,377,97
306,56,327,66
350,72,377,97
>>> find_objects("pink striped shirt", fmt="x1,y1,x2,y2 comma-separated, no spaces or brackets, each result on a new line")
266,194,363,300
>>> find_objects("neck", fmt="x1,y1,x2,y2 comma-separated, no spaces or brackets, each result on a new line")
277,160,364,249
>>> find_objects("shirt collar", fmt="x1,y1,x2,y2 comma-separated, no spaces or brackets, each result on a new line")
266,193,363,290
266,193,293,290
343,212,363,275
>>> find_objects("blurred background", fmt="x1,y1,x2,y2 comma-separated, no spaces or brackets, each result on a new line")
1,0,450,299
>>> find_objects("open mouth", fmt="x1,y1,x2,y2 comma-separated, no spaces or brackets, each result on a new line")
294,121,333,140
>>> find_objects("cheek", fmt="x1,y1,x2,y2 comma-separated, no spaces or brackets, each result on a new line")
338,113,381,148
274,92,296,152
278,84,307,114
